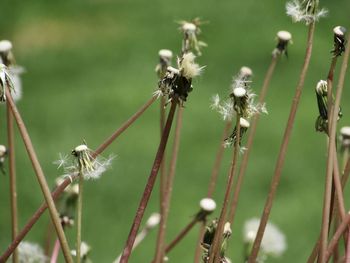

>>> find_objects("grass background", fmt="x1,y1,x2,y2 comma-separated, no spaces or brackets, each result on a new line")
0,0,350,262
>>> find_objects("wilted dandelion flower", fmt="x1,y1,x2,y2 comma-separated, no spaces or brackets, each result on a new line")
179,18,207,55
0,40,15,66
220,222,232,259
286,0,327,25
224,117,250,147
17,241,48,263
155,49,173,80
195,198,217,221
0,63,15,102
243,218,287,261
273,31,293,57
332,26,347,57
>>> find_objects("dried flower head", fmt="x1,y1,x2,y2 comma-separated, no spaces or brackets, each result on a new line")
196,198,217,221
0,144,7,174
0,63,15,102
273,31,293,57
0,40,15,66
71,241,91,259
56,144,113,180
332,26,347,57
145,213,161,229
224,117,250,147
340,126,350,151
17,241,48,263
286,0,327,25
155,49,173,79
157,52,203,105
220,222,232,259
315,80,342,133
201,219,218,262
178,18,207,55
243,218,287,260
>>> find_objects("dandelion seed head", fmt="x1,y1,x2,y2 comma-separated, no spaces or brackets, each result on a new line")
223,222,232,236
243,218,287,257
74,144,88,153
146,213,161,229
0,145,7,157
180,52,204,79
71,242,91,258
240,117,250,128
239,66,253,79
277,31,292,42
286,0,327,25
158,49,173,60
316,80,327,95
233,87,247,98
210,94,221,109
18,241,48,263
333,26,346,37
84,155,114,180
341,127,350,138
182,22,197,34
200,198,216,212
0,40,12,53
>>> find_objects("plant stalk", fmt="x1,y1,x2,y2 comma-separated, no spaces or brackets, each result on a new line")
76,173,84,263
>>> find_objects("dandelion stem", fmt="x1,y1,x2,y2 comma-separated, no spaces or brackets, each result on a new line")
209,116,241,263
94,96,157,155
341,157,350,188
248,22,316,263
228,54,280,225
4,88,73,263
159,96,167,237
0,95,158,261
154,106,183,263
76,173,84,263
325,213,350,262
345,228,350,263
50,239,60,263
119,101,177,263
193,120,232,263
319,31,350,263
7,103,18,263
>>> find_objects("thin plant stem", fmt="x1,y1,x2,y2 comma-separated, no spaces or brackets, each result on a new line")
4,89,74,263
44,221,54,256
319,32,350,263
50,239,60,263
209,116,241,263
248,22,316,263
341,157,350,188
76,173,84,263
1,94,157,261
165,217,198,254
94,96,157,155
154,106,183,263
119,102,177,263
7,103,18,263
159,97,167,218
325,213,350,262
207,120,232,198
346,228,350,263
193,120,232,263
228,54,280,225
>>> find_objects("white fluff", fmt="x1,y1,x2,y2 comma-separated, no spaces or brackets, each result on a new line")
0,40,12,53
277,31,292,41
199,198,216,212
180,52,203,79
18,241,48,263
146,213,161,229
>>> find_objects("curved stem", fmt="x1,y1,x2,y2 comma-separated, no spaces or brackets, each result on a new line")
248,22,315,263
119,102,177,263
154,107,183,263
7,103,18,263
50,239,60,263
76,173,84,263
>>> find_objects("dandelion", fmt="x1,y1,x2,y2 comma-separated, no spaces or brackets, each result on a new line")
332,26,347,57
178,18,207,55
155,49,173,79
315,80,342,133
224,117,250,147
273,31,293,57
195,198,217,221
0,144,7,174
243,218,286,262
0,40,15,66
286,0,327,25
17,241,48,263
0,63,15,102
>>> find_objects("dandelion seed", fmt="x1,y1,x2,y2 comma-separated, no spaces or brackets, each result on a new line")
286,0,327,25
145,213,161,229
155,49,173,80
0,144,7,174
332,26,347,57
71,241,91,259
179,52,204,79
0,40,15,66
17,241,48,263
243,218,287,260
179,18,207,55
0,63,15,102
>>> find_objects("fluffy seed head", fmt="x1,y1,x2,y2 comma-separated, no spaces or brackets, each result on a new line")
233,87,247,98
277,30,292,41
18,241,47,263
240,117,250,128
340,127,350,138
74,144,88,153
224,222,232,236
182,22,197,33
71,242,90,258
180,52,203,79
333,26,346,37
243,218,287,257
199,198,216,212
146,213,161,229
159,49,173,60
0,145,6,156
0,40,12,53
239,66,253,79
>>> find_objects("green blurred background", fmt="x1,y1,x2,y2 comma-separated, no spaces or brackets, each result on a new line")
1,0,350,262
